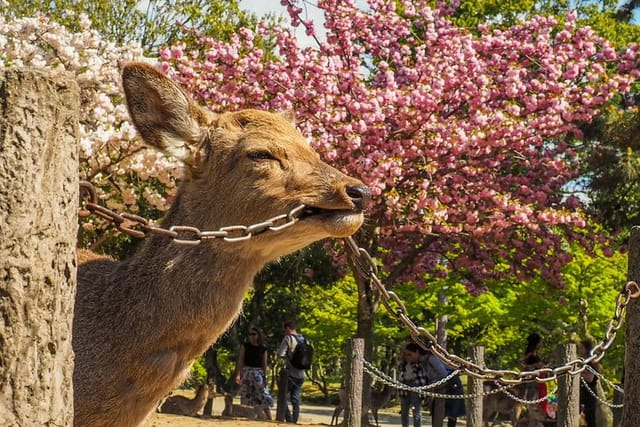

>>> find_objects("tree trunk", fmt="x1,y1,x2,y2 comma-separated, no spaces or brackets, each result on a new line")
0,68,79,425
344,338,364,427
276,369,288,422
556,344,580,427
355,272,375,426
622,226,640,426
466,346,484,427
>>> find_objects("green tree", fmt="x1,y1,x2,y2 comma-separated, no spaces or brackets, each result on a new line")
1,0,268,54
442,0,640,47
378,243,626,379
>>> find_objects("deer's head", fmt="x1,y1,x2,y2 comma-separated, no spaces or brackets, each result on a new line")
122,62,370,260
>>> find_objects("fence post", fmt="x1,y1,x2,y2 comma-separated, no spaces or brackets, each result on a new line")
276,368,288,421
613,385,623,427
0,68,79,425
466,346,484,427
623,226,640,426
556,343,580,427
344,338,364,427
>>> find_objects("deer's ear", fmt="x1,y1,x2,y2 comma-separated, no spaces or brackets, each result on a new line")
122,62,215,166
278,110,296,124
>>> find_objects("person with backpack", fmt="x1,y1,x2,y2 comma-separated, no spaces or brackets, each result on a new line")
277,320,312,424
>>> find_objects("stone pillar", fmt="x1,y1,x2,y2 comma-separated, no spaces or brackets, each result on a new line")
0,68,79,426
623,226,640,426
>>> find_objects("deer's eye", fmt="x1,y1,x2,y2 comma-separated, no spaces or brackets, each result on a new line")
247,151,276,161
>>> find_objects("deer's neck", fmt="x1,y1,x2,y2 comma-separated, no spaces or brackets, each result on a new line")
122,236,261,349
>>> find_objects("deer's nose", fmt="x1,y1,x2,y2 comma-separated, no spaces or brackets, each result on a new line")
346,184,371,211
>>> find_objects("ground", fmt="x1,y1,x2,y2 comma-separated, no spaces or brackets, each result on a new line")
148,413,312,427
146,394,404,427
147,394,336,427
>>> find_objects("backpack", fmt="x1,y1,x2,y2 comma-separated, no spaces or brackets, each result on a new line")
289,335,313,370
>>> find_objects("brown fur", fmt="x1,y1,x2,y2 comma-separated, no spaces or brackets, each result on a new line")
157,382,214,416
483,383,549,427
221,394,262,420
483,383,522,426
331,384,393,426
73,62,370,426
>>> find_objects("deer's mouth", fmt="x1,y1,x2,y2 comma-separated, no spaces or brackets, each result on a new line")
300,206,360,219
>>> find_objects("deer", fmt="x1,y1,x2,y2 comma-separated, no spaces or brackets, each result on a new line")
331,384,393,426
73,62,370,427
369,384,393,426
157,382,214,416
221,393,262,420
483,383,522,427
330,388,346,425
483,382,549,427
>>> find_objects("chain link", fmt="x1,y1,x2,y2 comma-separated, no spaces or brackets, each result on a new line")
580,376,624,409
363,357,563,405
362,358,557,403
501,386,558,405
79,181,305,244
344,236,640,386
579,365,625,409
585,365,624,394
78,180,637,390
363,359,474,399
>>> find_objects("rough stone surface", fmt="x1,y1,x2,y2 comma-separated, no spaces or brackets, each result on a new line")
0,68,79,426
623,227,640,426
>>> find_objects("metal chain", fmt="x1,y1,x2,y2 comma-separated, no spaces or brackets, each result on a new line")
580,365,625,409
585,365,624,394
502,386,558,405
580,376,624,409
363,359,481,399
363,358,558,404
78,180,638,389
362,359,461,392
343,236,640,386
79,181,305,244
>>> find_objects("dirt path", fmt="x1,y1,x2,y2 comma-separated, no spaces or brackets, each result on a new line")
147,396,405,426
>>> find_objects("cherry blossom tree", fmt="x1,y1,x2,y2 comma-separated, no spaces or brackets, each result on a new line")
161,0,639,293
157,3,639,418
3,2,638,291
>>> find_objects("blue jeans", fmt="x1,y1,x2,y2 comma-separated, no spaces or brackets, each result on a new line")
286,376,304,423
400,392,422,427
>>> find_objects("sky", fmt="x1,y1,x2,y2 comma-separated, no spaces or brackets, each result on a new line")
239,1,326,47
238,0,369,48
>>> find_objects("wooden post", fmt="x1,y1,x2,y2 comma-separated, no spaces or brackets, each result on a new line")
613,386,623,427
466,346,484,427
344,338,364,427
276,368,288,421
556,343,580,427
0,68,79,425
623,226,640,426
432,395,445,427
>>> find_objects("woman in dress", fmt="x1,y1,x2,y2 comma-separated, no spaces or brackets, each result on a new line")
235,326,273,419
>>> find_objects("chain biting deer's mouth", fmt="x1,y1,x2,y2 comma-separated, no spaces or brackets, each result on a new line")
300,206,361,220
297,204,364,237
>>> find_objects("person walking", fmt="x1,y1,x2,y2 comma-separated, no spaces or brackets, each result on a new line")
235,326,273,420
277,320,306,424
398,343,429,427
